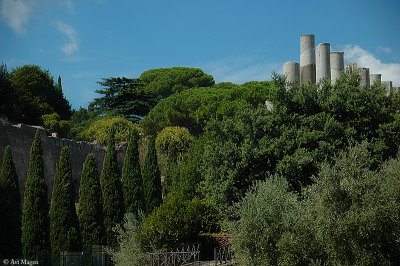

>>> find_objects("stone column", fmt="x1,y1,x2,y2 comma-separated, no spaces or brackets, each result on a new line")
330,52,344,85
358,68,370,87
283,61,300,84
345,62,357,74
300,34,316,85
370,74,381,85
382,81,393,96
316,43,331,83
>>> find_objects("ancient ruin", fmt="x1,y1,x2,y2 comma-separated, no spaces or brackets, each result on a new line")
284,34,395,94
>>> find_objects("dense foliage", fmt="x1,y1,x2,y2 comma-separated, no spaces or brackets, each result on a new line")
140,81,270,136
0,146,21,257
100,138,125,247
78,153,106,246
155,126,194,196
122,131,144,215
110,213,149,266
7,65,71,124
169,74,400,214
140,67,215,98
0,64,15,120
231,143,400,265
77,116,138,144
41,112,70,138
49,147,81,252
142,135,162,214
89,77,157,122
140,195,220,250
21,130,50,259
3,62,400,263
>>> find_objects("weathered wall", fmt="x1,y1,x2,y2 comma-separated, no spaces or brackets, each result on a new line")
0,119,127,203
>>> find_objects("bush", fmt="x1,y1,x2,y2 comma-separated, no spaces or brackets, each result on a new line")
231,142,400,265
155,126,194,196
140,195,220,250
110,213,149,266
78,116,139,144
41,112,70,138
230,175,299,265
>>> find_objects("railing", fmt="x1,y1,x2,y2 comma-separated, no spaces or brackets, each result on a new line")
150,243,201,266
35,245,112,266
213,246,233,265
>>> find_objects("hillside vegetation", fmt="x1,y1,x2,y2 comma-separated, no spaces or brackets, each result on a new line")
1,64,400,265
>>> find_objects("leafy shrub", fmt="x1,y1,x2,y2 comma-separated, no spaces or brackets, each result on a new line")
155,126,194,195
110,213,149,266
140,195,220,250
41,112,70,138
230,175,299,265
78,116,139,144
231,142,400,265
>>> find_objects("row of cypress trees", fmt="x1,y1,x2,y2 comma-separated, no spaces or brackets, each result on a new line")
0,129,162,259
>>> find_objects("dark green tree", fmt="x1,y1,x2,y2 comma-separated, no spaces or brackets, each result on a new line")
0,146,22,257
140,81,270,136
9,64,71,124
57,76,62,93
0,63,16,120
155,126,194,197
89,77,157,122
49,147,81,252
140,67,215,98
122,130,144,215
78,153,105,246
100,137,125,247
142,135,162,214
21,130,50,259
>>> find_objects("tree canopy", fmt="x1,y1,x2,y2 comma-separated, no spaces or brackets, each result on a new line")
231,143,400,265
169,74,400,213
8,65,71,124
140,81,271,136
140,67,215,98
89,77,157,122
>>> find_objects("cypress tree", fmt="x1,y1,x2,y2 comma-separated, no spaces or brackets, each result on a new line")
122,131,144,215
100,137,124,247
0,146,22,257
142,135,162,214
21,130,50,259
78,153,106,246
49,146,81,252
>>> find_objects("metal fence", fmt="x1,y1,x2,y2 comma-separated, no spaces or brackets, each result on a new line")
35,245,112,266
150,243,201,266
213,246,234,265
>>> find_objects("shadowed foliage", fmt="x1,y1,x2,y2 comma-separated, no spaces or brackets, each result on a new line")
0,145,22,257
21,130,50,259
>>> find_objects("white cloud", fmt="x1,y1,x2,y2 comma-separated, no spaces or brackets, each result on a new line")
378,46,393,54
1,0,74,34
0,0,33,34
56,21,78,55
202,56,280,84
343,44,400,87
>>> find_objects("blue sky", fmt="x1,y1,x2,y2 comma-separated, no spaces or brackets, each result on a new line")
1,0,400,110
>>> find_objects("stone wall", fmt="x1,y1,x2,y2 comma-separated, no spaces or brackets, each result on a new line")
0,119,127,203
